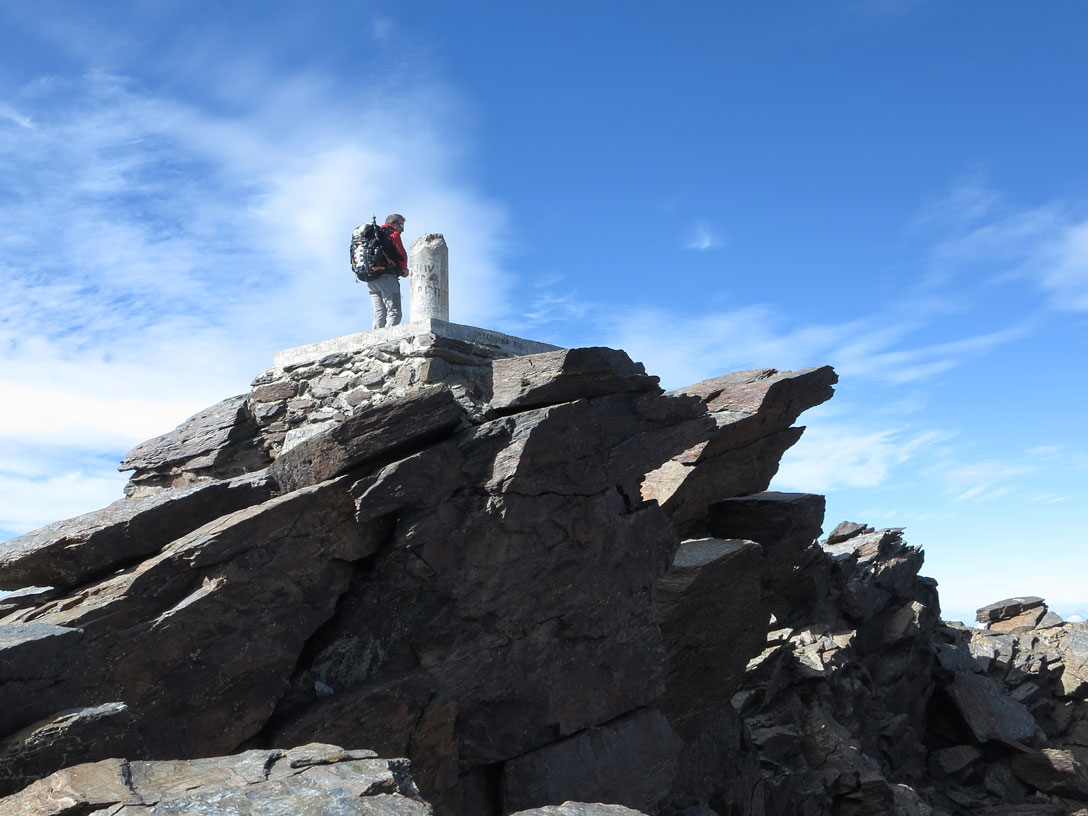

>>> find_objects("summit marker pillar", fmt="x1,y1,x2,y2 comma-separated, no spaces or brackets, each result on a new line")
409,234,449,322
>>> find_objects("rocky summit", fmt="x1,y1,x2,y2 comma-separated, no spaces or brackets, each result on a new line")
1,320,1086,816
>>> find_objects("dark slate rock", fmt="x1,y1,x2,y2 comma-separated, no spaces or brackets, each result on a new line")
0,624,84,737
490,347,659,413
118,395,270,492
1011,748,1088,800
930,744,983,775
988,606,1048,634
0,703,134,798
825,520,871,544
1055,623,1088,697
655,538,765,739
270,386,465,493
946,671,1042,744
976,596,1046,626
502,709,683,815
644,367,837,536
706,492,826,593
670,365,837,461
0,480,379,794
0,471,274,591
266,394,689,814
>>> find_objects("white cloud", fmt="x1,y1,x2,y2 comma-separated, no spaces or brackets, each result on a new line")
1027,494,1072,503
910,177,1001,232
0,61,514,539
832,321,1031,384
0,101,34,129
1034,219,1088,311
0,460,129,539
774,423,944,494
914,179,1088,312
371,16,395,40
1026,445,1064,459
930,459,1036,504
685,220,723,251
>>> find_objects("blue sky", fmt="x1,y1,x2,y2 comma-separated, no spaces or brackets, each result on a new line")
1,1,1085,624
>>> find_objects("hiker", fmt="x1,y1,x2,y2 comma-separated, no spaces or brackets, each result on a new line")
367,214,409,329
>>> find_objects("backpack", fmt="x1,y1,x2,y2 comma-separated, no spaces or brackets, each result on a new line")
350,217,392,282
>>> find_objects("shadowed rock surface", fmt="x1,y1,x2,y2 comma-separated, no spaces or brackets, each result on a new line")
3,323,1086,816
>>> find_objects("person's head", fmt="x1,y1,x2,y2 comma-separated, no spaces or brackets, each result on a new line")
384,214,406,230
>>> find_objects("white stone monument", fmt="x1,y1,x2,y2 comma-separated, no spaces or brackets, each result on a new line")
409,234,449,322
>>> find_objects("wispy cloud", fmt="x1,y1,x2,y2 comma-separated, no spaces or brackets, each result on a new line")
1032,218,1088,311
774,423,945,494
0,60,513,536
0,101,34,129
0,447,128,539
930,459,1036,504
914,178,1088,312
685,220,723,251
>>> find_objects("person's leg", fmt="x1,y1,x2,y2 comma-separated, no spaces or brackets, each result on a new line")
386,282,402,326
367,280,387,329
371,275,400,328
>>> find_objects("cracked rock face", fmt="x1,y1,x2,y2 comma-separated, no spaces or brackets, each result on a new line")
0,337,837,815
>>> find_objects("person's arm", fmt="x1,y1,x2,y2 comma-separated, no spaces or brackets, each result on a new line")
391,232,409,275
379,227,408,271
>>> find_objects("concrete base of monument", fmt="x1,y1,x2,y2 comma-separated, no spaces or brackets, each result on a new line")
252,320,564,457
271,318,561,371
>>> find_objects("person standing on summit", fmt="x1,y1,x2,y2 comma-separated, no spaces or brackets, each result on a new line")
368,214,409,329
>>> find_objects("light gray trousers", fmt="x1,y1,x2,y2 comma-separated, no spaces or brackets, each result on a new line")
367,273,402,329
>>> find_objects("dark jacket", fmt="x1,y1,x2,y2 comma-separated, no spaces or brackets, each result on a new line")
381,225,408,273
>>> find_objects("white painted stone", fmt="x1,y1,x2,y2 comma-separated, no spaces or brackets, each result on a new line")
281,420,337,454
409,234,449,322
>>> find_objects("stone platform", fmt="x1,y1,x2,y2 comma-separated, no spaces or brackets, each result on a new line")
255,320,562,455
271,319,559,371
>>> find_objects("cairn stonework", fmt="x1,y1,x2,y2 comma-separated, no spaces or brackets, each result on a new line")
119,320,558,496
409,234,449,322
2,323,1088,816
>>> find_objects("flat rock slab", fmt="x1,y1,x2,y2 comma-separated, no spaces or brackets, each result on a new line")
946,671,1040,744
825,521,871,544
643,367,836,534
977,597,1046,626
670,366,837,449
119,394,252,474
491,347,659,412
0,744,428,815
0,472,273,591
511,805,650,816
272,318,560,370
988,606,1047,634
270,386,465,493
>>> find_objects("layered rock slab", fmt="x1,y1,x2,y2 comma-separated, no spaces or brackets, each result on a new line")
1,744,429,815
0,340,836,814
0,480,374,793
0,472,273,591
118,395,271,497
642,366,837,536
263,385,697,813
